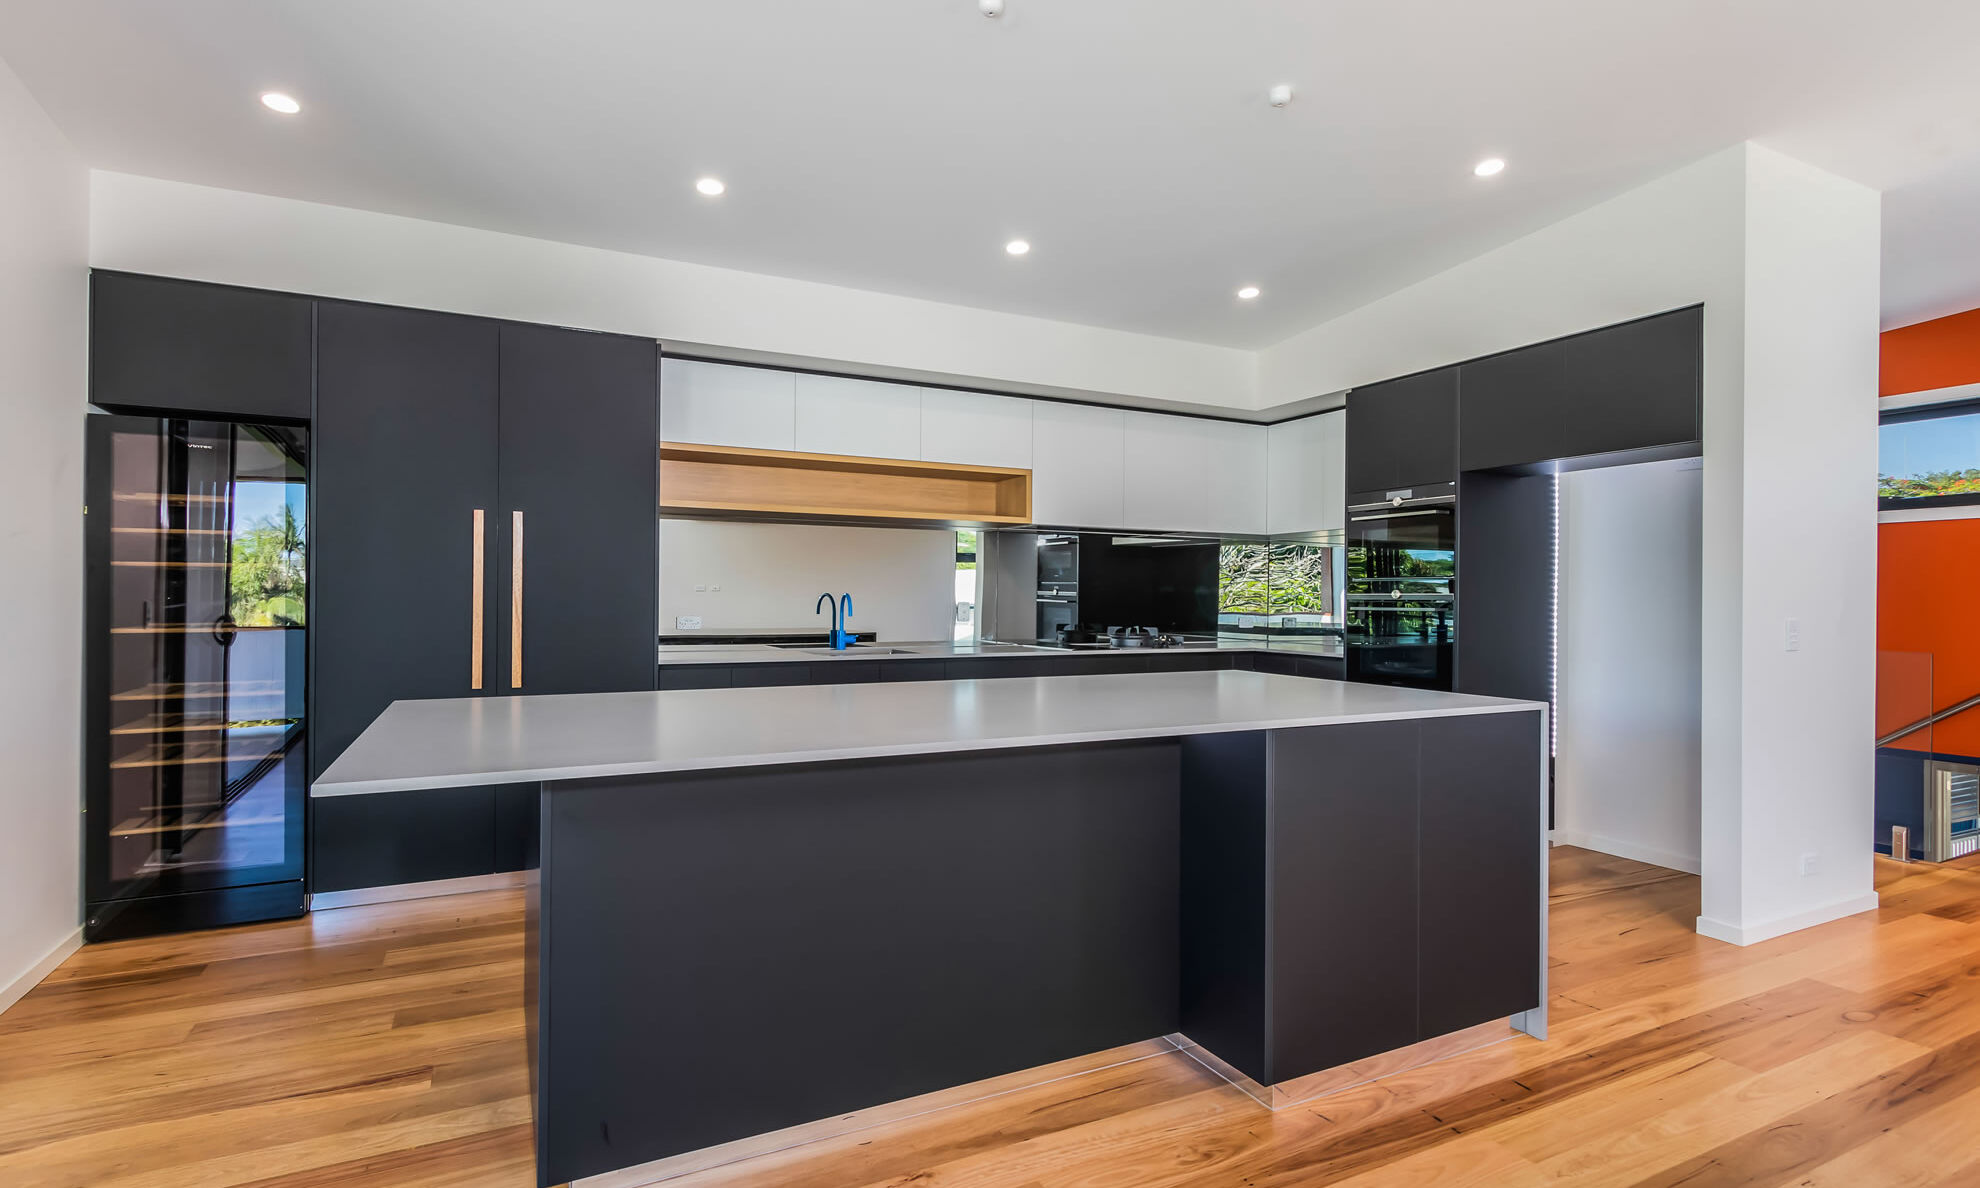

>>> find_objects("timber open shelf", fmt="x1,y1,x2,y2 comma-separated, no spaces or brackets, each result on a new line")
659,441,1032,525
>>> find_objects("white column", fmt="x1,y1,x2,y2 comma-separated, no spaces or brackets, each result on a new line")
1696,145,1883,945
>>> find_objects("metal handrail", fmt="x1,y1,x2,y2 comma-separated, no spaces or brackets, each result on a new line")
1880,691,1980,747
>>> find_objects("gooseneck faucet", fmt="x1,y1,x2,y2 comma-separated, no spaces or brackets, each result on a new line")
816,591,855,650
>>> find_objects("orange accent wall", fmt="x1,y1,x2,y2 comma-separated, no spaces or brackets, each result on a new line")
1879,518,1980,756
1882,307,1980,396
1879,307,1980,756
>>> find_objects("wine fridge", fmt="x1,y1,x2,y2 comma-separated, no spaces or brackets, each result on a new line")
83,415,309,940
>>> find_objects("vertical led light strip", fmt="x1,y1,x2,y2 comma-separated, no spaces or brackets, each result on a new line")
1551,472,1561,757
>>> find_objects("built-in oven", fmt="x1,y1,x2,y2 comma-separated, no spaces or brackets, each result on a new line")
1345,483,1456,691
1036,592,1078,641
1035,534,1080,642
1037,535,1079,589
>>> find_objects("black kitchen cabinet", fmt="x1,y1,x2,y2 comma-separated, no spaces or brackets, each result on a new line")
90,271,313,421
1458,305,1702,472
1418,712,1542,1036
495,324,658,696
1268,722,1421,1073
1180,708,1543,1084
1345,367,1458,496
311,302,501,891
312,306,663,892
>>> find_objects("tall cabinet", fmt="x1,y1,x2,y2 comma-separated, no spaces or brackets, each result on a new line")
309,302,658,893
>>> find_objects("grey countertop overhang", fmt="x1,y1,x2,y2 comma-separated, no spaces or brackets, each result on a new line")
312,670,1542,798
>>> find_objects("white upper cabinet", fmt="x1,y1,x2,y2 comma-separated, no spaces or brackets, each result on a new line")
1122,411,1209,532
793,374,921,459
1268,411,1347,536
1031,402,1126,528
1201,420,1270,536
919,389,1032,469
660,359,796,451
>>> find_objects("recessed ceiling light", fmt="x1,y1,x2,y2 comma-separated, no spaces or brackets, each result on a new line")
1005,239,1031,256
1474,157,1506,177
695,177,726,196
260,92,300,115
1237,286,1261,300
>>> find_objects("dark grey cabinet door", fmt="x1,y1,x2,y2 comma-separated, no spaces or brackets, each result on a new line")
1268,721,1421,1076
1458,306,1701,472
311,302,500,890
1345,368,1458,496
90,272,313,421
313,302,500,773
1417,711,1543,1037
496,324,658,696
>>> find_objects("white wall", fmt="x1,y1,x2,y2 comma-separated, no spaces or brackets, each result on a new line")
660,520,955,643
88,172,1256,415
1257,150,1748,405
0,54,87,1011
1556,460,1703,874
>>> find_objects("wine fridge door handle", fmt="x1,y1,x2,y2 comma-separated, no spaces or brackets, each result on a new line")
510,510,524,689
471,509,485,690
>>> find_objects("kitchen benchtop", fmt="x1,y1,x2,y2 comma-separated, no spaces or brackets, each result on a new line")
311,670,1537,797
655,638,1345,665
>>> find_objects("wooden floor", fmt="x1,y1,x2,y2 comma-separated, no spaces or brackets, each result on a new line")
10,847,1980,1187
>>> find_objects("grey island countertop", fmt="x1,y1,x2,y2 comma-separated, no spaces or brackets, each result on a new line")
312,670,1540,797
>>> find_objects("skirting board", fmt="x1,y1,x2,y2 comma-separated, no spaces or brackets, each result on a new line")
0,928,82,1018
1549,828,1700,875
308,870,530,911
1697,891,1883,947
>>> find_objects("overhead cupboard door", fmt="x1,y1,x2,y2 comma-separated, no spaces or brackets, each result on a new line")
659,358,796,450
793,374,921,460
1031,402,1127,529
1457,306,1702,472
89,271,314,422
1123,411,1209,532
1344,368,1457,496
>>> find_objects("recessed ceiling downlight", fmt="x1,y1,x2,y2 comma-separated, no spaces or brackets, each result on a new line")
695,177,726,196
1005,239,1031,256
260,92,300,114
1474,157,1506,177
1237,286,1261,300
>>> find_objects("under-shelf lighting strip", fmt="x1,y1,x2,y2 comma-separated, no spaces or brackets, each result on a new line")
1551,473,1560,758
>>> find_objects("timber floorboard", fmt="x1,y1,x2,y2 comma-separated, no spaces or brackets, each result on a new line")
7,847,1980,1186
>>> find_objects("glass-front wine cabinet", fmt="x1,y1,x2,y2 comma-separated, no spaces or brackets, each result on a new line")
84,415,308,940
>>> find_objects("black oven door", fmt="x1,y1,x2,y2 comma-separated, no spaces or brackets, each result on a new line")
1036,596,1077,642
1037,536,1079,589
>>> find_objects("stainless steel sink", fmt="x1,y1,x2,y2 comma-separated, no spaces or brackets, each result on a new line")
803,647,922,657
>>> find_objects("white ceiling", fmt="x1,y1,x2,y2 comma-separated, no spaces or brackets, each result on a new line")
3,0,1979,346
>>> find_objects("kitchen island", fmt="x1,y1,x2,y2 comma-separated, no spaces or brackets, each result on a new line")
313,671,1546,1188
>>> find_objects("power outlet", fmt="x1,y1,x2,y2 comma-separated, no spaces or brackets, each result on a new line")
1785,619,1801,653
675,616,703,630
1799,852,1820,877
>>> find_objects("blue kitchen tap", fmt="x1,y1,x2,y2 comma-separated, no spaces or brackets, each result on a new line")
816,591,855,650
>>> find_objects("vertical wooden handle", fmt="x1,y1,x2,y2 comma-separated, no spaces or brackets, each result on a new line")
470,509,485,691
510,510,524,689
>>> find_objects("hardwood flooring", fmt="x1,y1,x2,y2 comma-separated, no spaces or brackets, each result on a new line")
8,847,1980,1186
